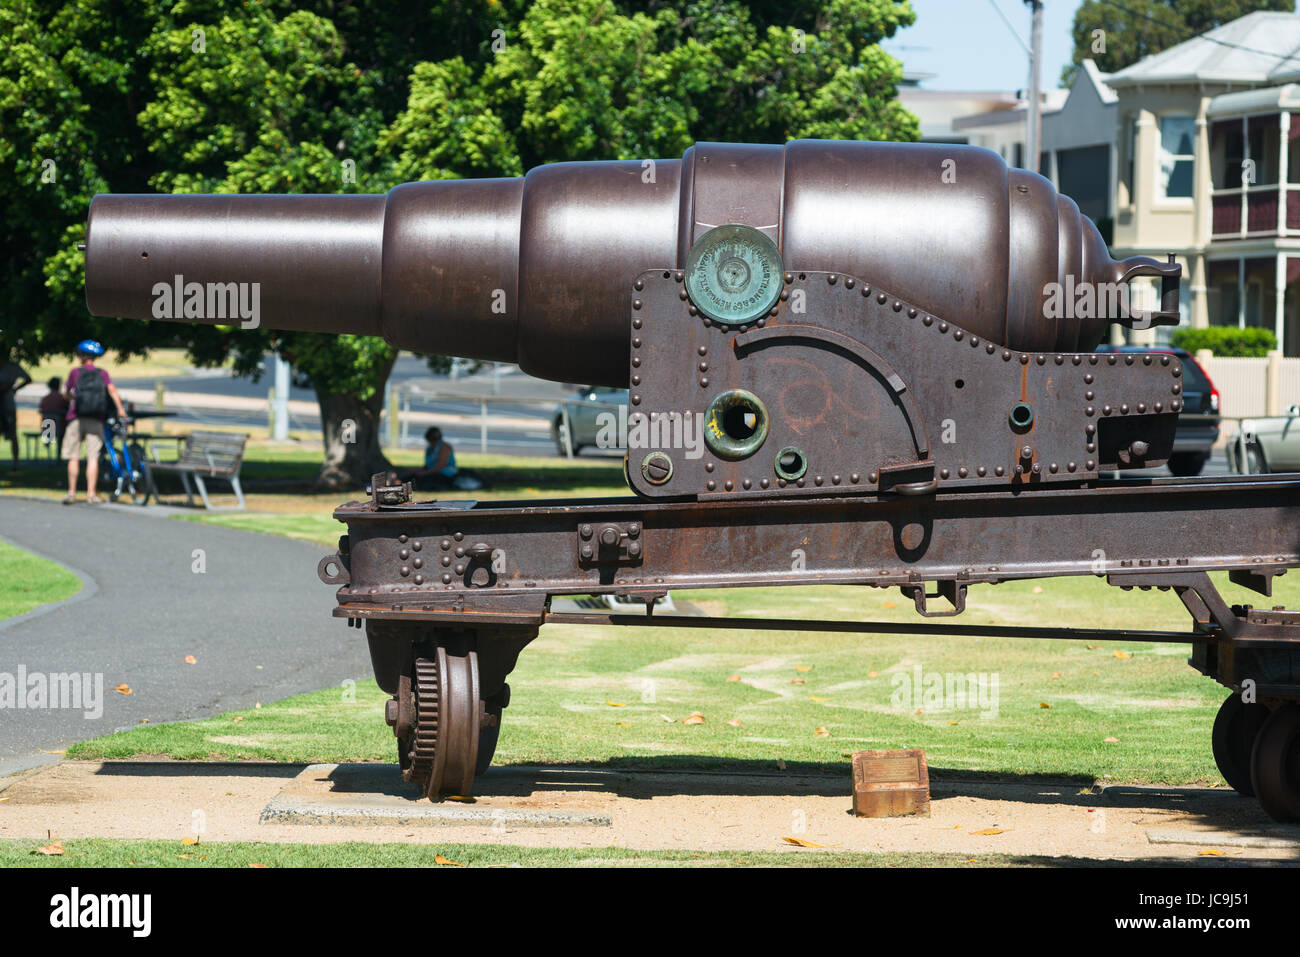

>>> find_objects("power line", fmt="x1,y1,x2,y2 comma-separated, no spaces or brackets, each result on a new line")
988,0,1030,54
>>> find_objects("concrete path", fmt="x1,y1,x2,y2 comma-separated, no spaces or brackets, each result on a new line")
0,497,370,775
2,760,1296,863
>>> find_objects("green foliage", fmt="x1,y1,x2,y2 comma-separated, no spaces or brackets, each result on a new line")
1063,0,1294,86
1170,325,1277,357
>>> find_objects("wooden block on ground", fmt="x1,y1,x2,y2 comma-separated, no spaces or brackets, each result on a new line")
851,748,930,818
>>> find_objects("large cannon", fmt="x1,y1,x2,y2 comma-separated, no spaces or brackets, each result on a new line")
85,141,1300,820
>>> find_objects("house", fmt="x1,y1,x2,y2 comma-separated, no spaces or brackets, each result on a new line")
952,60,1116,236
1107,11,1300,356
896,72,1021,143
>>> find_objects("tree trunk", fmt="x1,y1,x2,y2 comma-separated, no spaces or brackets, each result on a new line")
315,383,392,491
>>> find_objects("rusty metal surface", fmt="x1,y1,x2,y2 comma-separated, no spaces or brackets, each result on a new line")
852,749,930,818
624,269,1181,499
322,476,1300,621
85,141,1175,386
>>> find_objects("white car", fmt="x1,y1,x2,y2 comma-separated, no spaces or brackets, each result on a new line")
1227,405,1300,473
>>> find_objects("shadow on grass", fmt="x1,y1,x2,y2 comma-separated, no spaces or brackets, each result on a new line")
1,453,628,499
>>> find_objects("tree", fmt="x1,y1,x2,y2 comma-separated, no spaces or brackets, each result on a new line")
1063,0,1295,86
4,0,919,489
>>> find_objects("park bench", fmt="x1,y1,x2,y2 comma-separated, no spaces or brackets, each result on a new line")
147,430,248,509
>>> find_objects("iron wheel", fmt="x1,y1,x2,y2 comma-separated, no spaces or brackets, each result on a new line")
1250,702,1300,823
1211,693,1269,796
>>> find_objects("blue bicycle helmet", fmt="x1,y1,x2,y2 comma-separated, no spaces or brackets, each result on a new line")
75,338,105,357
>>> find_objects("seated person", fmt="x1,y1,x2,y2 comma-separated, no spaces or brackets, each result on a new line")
397,426,483,492
37,376,70,447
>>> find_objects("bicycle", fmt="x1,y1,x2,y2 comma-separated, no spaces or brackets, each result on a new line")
98,415,152,505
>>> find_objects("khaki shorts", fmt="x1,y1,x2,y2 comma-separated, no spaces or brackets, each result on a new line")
61,417,105,460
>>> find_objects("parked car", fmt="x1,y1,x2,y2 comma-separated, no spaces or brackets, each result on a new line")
1227,405,1300,473
1093,345,1220,476
552,385,629,455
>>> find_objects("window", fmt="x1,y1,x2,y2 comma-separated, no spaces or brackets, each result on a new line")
1157,116,1195,199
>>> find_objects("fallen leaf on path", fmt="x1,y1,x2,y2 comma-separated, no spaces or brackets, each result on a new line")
1086,644,1100,650
605,701,627,707
616,721,630,727
435,854,465,866
790,678,805,685
34,841,64,856
231,716,244,722
1113,650,1130,659
726,675,741,682
1039,702,1051,709
882,602,896,609
184,656,196,664
794,665,812,672
814,726,829,737
1104,736,1120,743
36,748,65,754
445,795,475,803
726,719,742,727
1198,849,1225,857
181,837,200,846
868,671,879,678
659,714,675,723
947,720,960,726
249,863,268,868
781,837,826,848
809,696,827,702
1051,672,1062,678
972,828,1006,835
683,711,706,725
1032,586,1043,594
114,684,132,695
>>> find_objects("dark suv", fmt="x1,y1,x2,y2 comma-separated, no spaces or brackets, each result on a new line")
1093,345,1221,475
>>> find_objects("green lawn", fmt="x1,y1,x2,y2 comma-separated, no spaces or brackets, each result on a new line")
0,539,82,621
67,572,1300,786
2,836,1115,868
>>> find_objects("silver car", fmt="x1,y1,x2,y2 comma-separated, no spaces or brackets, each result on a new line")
1227,405,1300,473
552,386,629,456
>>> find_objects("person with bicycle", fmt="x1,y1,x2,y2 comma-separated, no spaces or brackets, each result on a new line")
62,339,126,505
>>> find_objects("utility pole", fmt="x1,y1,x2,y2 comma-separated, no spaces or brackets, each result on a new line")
272,353,290,441
1024,0,1043,173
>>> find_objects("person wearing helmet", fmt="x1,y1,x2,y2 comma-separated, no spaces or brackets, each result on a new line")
62,339,126,504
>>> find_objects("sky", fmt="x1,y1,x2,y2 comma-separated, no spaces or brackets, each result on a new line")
881,0,1088,93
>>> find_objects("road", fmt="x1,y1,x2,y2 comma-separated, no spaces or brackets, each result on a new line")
0,498,371,776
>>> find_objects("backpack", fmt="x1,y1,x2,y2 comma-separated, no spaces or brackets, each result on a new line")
74,367,109,420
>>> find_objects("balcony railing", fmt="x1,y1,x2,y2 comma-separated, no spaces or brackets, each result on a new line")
1211,185,1292,238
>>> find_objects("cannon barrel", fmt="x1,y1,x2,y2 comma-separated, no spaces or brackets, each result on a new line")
85,140,1177,387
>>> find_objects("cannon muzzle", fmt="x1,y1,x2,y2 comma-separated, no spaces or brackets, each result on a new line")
85,141,1177,387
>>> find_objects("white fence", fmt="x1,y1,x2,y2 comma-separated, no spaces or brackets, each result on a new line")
1200,351,1300,418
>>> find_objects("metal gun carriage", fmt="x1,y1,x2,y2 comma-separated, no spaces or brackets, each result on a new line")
86,140,1300,820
